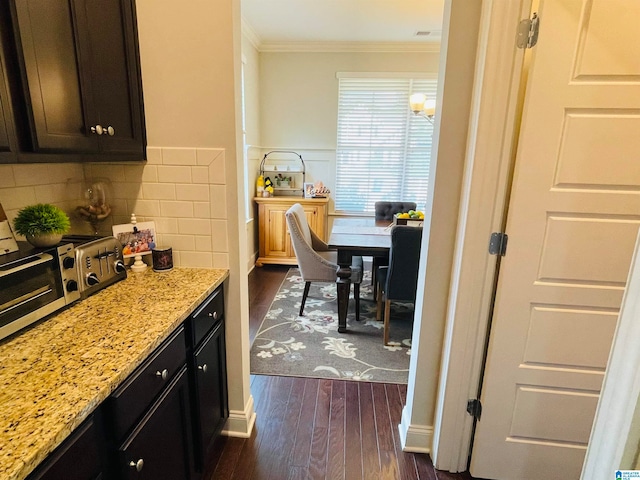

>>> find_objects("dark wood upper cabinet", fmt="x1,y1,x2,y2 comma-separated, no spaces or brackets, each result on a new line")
7,0,145,161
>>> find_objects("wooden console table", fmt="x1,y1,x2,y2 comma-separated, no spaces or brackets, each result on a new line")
254,196,329,267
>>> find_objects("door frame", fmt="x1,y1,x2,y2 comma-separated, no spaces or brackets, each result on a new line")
433,0,639,474
430,0,533,471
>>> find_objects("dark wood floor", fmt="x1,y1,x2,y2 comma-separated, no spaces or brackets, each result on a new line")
203,265,481,480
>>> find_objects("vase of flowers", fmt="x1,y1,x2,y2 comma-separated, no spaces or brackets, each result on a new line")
13,203,71,247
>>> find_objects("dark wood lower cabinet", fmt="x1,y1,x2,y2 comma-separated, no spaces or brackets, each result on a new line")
25,284,228,480
27,414,105,480
192,321,228,471
117,367,194,480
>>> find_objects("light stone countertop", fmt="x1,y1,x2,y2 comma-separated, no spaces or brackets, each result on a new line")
0,267,229,480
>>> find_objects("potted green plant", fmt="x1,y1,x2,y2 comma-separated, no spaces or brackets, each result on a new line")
13,203,71,247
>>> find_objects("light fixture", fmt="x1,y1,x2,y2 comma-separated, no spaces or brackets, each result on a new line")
410,93,436,124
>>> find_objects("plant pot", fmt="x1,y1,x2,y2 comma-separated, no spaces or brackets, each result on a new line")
26,233,63,248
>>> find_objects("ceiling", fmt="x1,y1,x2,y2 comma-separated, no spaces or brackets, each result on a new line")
241,0,445,50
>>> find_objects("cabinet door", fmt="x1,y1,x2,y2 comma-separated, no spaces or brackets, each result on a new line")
73,0,144,155
27,415,104,480
262,203,290,259
12,0,98,152
118,367,194,480
192,321,228,470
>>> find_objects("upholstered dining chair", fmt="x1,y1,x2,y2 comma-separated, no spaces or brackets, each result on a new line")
372,201,417,297
375,225,423,345
285,203,363,321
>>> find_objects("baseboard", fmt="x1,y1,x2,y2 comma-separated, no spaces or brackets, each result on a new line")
221,394,256,438
398,404,433,454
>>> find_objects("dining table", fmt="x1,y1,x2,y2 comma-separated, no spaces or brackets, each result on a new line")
328,218,393,332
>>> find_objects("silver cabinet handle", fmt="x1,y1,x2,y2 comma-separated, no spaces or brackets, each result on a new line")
129,459,144,471
155,369,168,380
90,124,104,135
198,364,208,373
207,311,218,320
106,125,115,136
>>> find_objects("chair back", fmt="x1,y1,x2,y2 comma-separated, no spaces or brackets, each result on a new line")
385,225,423,301
286,203,312,246
374,201,418,221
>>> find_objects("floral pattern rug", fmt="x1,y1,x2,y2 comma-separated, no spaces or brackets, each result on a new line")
250,267,413,384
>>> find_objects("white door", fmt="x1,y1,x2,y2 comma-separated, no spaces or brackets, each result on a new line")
470,1,640,479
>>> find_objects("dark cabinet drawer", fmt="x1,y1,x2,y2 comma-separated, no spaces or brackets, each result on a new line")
107,326,186,441
190,286,224,347
117,366,194,480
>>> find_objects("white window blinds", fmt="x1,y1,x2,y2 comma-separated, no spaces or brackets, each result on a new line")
335,76,436,214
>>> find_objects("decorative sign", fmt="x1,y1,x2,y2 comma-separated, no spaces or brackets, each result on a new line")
0,203,18,255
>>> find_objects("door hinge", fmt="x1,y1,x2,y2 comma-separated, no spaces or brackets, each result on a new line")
467,398,482,420
489,232,508,256
516,12,539,49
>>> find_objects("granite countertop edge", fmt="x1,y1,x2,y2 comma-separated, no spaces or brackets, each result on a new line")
0,267,229,480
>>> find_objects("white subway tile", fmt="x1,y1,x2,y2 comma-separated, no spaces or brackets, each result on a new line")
142,183,176,200
209,185,227,219
154,217,179,234
158,234,195,251
112,182,143,200
157,166,192,183
210,219,228,252
87,164,126,182
0,187,36,210
176,184,209,202
34,184,71,204
197,148,224,166
14,163,82,186
129,199,161,217
205,151,226,184
195,236,212,251
180,251,213,268
193,202,210,219
160,200,194,218
171,251,181,267
191,166,209,184
141,166,158,183
211,253,230,269
146,147,163,164
162,148,197,166
0,166,16,188
178,218,211,235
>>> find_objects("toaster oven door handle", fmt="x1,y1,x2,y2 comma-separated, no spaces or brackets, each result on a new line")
0,286,53,315
0,253,54,279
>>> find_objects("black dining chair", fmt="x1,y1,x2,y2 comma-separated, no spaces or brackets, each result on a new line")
375,225,423,345
372,201,417,297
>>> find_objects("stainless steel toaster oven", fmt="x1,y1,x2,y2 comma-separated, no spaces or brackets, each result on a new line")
0,242,80,341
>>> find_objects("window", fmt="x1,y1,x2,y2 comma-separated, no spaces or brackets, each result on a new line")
335,75,436,214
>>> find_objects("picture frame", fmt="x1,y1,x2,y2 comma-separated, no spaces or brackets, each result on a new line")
112,221,157,258
304,182,314,199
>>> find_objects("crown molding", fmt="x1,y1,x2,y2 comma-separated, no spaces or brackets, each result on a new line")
257,41,440,54
241,17,262,51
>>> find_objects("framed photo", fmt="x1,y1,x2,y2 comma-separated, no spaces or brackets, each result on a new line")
112,221,156,258
304,182,314,198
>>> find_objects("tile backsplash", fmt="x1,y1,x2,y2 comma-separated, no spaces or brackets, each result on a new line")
0,146,229,269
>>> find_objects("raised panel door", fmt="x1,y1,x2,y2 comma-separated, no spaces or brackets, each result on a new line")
117,367,194,480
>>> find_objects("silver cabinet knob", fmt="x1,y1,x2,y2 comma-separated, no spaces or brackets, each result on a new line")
90,124,104,135
207,311,218,320
129,459,144,471
155,369,168,380
198,364,208,373
106,125,115,136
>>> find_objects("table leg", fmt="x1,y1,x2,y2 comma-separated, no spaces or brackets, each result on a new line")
336,249,352,333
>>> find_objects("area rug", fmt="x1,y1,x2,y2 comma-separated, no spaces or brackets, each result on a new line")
250,266,413,384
